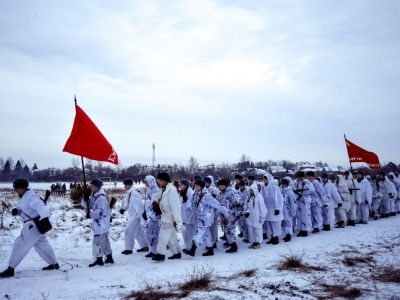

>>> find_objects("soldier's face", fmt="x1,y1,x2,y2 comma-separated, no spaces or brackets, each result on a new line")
90,184,98,194
157,179,168,188
218,185,227,191
124,184,132,191
14,188,26,197
194,185,202,193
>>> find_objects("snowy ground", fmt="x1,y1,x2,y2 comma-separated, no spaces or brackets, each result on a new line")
1,192,399,300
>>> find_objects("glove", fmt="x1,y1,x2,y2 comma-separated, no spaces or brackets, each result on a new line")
274,210,280,216
222,218,229,225
142,211,148,221
86,211,91,219
389,193,394,199
152,201,162,216
11,208,19,216
244,212,250,218
119,209,125,215
349,190,353,195
323,205,328,208
338,203,342,208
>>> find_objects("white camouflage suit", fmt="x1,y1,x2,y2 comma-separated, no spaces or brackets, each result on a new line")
335,175,350,224
8,189,58,268
192,188,228,248
144,175,161,254
281,184,297,235
357,177,373,223
245,185,267,244
218,186,243,244
122,186,148,251
181,186,196,250
322,178,341,226
156,183,182,256
346,174,361,222
205,176,220,245
310,179,329,230
294,179,314,232
261,174,284,238
87,189,112,258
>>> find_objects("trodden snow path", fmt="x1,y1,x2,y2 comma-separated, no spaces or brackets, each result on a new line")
1,197,400,299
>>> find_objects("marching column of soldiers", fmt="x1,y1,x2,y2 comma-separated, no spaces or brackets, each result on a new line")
1,170,400,277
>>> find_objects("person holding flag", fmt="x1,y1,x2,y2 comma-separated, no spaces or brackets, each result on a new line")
84,179,114,267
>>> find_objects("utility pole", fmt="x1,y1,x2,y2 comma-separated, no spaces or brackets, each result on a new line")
152,143,156,168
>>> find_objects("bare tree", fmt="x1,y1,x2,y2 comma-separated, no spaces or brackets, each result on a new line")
188,156,199,174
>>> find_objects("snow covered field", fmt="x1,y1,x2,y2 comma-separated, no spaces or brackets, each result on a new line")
1,193,399,299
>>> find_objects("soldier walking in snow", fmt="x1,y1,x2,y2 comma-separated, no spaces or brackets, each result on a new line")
293,171,314,237
0,179,59,278
152,172,183,262
184,179,228,257
245,184,267,248
143,175,161,258
120,178,148,255
261,174,284,245
280,178,297,242
85,179,114,267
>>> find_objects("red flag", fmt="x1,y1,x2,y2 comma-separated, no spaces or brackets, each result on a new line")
63,103,118,165
345,137,380,169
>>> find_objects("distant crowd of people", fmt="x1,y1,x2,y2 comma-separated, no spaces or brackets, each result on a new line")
50,182,67,197
1,170,399,278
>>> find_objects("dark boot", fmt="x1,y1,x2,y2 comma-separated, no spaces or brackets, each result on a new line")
168,253,182,260
297,231,308,237
42,263,60,271
226,242,238,253
220,234,227,241
263,233,268,240
348,220,356,226
184,243,197,257
121,250,133,255
266,238,273,244
202,247,214,256
105,254,114,264
335,221,345,228
152,254,165,262
271,236,279,245
137,247,149,253
322,225,331,231
145,252,156,258
0,267,14,278
223,241,230,248
213,242,217,249
238,232,244,238
312,228,320,233
89,257,104,267
283,234,291,242
243,239,250,243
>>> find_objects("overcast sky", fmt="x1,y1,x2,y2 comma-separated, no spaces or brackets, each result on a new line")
0,0,399,169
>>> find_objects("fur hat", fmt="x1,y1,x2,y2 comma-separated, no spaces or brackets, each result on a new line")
13,178,29,189
90,179,103,190
157,172,171,183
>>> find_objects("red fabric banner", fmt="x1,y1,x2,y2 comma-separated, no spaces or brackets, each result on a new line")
345,138,380,169
63,104,118,165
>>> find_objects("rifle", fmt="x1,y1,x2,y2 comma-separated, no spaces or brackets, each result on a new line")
109,197,117,209
294,188,308,200
40,190,51,205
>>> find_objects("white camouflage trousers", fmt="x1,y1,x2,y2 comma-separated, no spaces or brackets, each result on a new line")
93,232,112,258
9,221,58,268
247,226,263,243
192,226,213,248
183,224,197,250
157,224,181,256
145,219,160,254
124,217,147,251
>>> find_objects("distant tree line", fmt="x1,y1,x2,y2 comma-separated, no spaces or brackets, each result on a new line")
0,155,398,183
